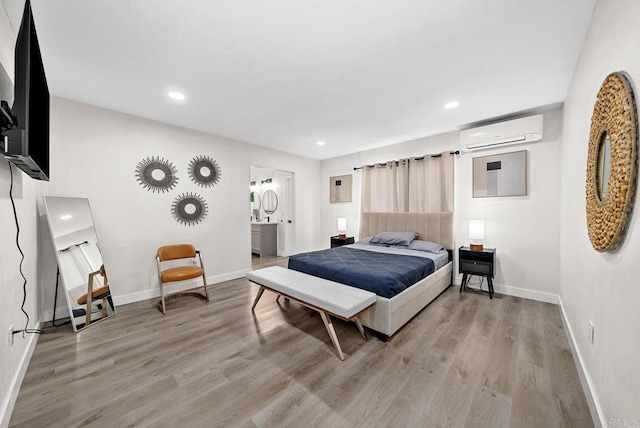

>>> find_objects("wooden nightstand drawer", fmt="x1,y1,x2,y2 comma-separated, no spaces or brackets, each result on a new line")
463,251,493,262
460,260,492,276
331,236,354,248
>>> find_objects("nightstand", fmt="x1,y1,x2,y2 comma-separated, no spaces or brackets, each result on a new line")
459,246,496,299
331,236,354,248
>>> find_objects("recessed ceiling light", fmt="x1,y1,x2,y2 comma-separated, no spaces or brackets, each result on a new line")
60,214,72,220
167,91,186,101
444,101,460,109
316,141,325,146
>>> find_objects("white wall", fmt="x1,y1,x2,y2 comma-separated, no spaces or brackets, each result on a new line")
38,97,322,314
560,0,640,422
321,108,563,301
0,5,42,427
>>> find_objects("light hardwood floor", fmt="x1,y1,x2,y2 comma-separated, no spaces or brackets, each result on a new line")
10,256,593,427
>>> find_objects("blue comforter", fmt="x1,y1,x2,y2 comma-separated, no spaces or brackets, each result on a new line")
287,246,436,298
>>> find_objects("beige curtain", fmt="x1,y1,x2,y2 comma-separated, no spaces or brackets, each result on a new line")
360,151,454,213
360,160,409,212
408,152,454,212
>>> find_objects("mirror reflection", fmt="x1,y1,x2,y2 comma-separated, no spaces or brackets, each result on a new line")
596,132,611,202
263,189,278,215
250,191,261,220
44,196,116,331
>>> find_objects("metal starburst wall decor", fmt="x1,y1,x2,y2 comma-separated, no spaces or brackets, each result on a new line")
135,156,179,193
171,192,208,226
188,155,222,188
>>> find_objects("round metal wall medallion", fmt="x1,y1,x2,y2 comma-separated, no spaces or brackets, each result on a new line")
586,71,638,252
189,155,221,188
171,192,208,226
135,156,178,193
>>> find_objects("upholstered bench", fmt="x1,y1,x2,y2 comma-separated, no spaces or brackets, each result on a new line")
247,266,377,360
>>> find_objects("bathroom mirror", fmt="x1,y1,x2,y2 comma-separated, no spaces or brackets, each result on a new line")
44,196,116,331
250,191,261,216
262,190,278,215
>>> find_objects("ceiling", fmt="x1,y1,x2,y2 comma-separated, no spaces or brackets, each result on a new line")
2,0,596,160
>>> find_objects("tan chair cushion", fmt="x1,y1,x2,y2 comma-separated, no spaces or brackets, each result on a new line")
157,244,197,262
77,285,111,305
161,266,204,283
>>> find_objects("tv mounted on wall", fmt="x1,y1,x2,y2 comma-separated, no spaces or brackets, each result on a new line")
0,0,50,181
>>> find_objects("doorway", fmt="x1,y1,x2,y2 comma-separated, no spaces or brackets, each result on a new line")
250,166,296,257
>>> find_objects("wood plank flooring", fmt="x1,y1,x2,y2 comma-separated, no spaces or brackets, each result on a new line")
10,256,592,427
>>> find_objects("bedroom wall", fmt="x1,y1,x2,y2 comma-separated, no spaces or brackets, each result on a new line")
38,97,322,317
0,4,42,427
559,0,640,423
320,107,563,301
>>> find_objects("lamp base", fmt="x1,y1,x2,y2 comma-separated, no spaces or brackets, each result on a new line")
470,243,484,251
338,234,347,239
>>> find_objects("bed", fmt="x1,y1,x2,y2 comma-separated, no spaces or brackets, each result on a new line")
290,212,453,339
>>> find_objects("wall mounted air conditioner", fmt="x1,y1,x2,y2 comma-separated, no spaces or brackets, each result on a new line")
460,114,543,151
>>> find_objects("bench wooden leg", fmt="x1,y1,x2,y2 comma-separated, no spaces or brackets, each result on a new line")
251,286,266,311
275,294,289,303
319,311,344,361
353,317,367,340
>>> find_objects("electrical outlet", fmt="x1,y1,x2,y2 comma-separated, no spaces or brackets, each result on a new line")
588,321,595,345
8,325,14,347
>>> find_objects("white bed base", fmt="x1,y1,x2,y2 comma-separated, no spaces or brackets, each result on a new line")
357,212,454,339
356,261,452,338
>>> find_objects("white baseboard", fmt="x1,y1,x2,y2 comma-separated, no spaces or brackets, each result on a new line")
113,269,250,307
557,297,603,428
41,269,251,322
454,274,559,304
0,321,41,428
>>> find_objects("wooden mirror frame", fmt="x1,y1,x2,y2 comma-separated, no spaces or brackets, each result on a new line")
586,72,638,252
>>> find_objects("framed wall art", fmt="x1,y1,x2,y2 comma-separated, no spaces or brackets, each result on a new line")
330,174,352,203
473,150,527,198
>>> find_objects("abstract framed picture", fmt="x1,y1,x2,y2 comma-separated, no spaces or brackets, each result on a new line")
473,150,527,197
330,174,352,203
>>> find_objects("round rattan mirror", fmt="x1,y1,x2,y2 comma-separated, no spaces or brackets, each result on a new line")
586,72,638,252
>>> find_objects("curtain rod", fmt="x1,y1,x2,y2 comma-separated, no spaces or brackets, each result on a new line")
353,150,460,171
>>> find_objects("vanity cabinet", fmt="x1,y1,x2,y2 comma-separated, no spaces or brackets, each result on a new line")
251,223,277,257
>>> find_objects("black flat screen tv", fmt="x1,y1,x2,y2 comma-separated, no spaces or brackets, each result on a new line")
0,0,50,181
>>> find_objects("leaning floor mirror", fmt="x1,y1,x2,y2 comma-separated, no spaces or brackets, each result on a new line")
44,196,116,331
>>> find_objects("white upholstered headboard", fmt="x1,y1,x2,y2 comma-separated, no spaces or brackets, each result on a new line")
359,212,454,250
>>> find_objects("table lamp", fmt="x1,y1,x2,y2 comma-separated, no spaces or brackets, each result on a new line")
469,219,485,251
337,217,347,239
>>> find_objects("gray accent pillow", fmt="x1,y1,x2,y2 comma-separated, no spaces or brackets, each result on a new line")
370,231,418,247
408,239,445,253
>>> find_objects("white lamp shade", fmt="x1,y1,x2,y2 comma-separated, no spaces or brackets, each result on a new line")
469,219,485,240
337,217,347,233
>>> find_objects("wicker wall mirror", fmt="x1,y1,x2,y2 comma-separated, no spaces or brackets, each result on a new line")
586,72,638,252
